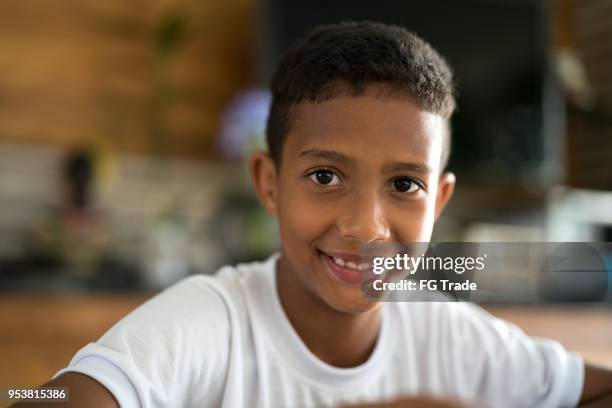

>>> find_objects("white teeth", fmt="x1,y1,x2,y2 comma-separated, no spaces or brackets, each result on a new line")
328,254,369,271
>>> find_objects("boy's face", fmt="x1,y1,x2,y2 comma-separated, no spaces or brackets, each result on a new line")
252,88,455,313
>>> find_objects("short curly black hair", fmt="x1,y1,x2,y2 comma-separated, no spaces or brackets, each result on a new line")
266,21,456,170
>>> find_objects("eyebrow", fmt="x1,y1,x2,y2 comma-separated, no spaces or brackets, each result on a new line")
299,149,431,175
298,149,352,163
385,161,432,176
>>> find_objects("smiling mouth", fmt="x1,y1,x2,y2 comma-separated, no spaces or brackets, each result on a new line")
318,249,372,286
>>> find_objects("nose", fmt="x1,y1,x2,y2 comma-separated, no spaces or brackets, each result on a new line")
336,192,391,244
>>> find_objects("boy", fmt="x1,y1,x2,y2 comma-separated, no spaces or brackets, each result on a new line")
18,21,612,408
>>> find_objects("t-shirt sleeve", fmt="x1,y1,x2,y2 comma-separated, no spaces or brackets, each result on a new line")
443,303,584,408
53,276,231,408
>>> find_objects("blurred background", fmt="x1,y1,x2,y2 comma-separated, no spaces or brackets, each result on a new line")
0,0,611,395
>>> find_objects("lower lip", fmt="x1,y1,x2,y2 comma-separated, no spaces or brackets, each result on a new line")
320,251,363,286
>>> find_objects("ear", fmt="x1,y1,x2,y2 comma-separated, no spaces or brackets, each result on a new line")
434,171,456,220
250,150,279,216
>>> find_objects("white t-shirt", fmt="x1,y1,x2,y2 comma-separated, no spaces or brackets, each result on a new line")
54,253,584,408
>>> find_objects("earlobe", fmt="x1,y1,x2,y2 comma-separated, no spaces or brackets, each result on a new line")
435,172,456,220
250,150,279,216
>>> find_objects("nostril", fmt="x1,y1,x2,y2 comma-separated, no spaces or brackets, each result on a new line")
337,217,391,245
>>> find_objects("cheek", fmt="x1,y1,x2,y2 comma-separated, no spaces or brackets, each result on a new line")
417,197,438,239
390,199,437,242
277,186,333,250
415,211,436,241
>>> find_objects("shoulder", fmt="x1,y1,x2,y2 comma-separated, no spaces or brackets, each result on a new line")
113,254,278,339
390,301,538,370
92,269,240,375
392,302,583,407
56,256,279,406
393,301,513,336
115,270,235,331
110,259,267,341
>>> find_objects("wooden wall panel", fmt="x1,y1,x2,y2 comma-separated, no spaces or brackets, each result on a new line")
0,0,255,158
556,0,612,189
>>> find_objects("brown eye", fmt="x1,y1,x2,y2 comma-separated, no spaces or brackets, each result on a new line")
393,178,418,193
309,170,340,186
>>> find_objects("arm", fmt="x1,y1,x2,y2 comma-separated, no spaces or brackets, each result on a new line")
579,363,612,407
10,372,118,408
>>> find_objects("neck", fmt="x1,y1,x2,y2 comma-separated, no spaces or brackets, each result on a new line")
276,255,382,368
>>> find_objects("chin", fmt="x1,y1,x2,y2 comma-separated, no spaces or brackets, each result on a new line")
321,289,380,314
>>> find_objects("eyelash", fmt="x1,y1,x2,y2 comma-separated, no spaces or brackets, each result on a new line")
306,168,424,193
307,168,342,187
390,177,423,194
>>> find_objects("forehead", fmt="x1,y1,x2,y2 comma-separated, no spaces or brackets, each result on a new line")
284,94,446,171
